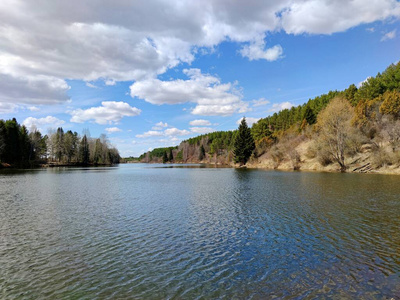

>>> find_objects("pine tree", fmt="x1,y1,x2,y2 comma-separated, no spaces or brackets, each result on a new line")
302,105,316,125
162,151,168,163
55,127,64,162
199,144,205,161
233,117,255,165
79,135,90,165
168,148,173,162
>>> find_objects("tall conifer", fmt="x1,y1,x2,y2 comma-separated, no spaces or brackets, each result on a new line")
233,117,255,165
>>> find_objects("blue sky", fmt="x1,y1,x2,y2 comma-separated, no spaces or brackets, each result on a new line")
0,1,399,157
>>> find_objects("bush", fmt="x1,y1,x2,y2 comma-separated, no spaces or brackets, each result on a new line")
270,145,284,168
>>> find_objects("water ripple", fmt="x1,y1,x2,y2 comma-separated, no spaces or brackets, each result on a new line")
1,166,400,299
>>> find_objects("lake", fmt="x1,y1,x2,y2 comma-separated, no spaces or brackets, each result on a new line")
1,164,399,299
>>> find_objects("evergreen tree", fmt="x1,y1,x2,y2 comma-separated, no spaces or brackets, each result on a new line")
64,130,78,163
302,105,316,125
55,127,64,162
343,84,358,106
93,138,103,164
168,148,173,162
199,144,205,160
19,125,31,163
251,119,273,141
4,118,21,164
79,135,90,165
162,151,168,163
233,117,255,165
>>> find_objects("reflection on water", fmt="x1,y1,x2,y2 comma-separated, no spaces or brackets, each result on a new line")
0,164,399,299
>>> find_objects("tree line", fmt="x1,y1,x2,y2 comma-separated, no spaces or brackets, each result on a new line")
0,119,120,167
135,62,400,171
252,62,400,171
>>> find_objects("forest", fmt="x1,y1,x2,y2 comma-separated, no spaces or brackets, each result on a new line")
0,119,120,168
136,62,400,172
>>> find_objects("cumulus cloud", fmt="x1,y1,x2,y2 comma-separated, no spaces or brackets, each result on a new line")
70,101,141,124
22,116,65,132
191,104,249,116
190,127,215,134
165,128,190,136
152,121,169,130
271,101,294,112
130,68,249,116
0,73,70,105
136,131,162,138
240,40,283,61
158,137,180,144
28,106,40,112
381,30,397,41
189,119,211,126
105,79,116,86
105,127,122,133
136,127,190,138
136,130,164,138
1,0,399,107
236,117,260,127
281,0,400,35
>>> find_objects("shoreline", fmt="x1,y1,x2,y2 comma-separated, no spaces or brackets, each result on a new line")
130,160,400,175
0,162,117,169
3,160,400,175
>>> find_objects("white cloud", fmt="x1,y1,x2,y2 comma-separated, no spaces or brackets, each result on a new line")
240,40,283,61
130,68,249,116
158,137,180,144
281,0,400,35
190,127,215,134
0,73,70,105
252,98,270,107
105,127,122,133
136,130,164,138
381,30,397,41
70,101,141,124
22,116,65,132
271,101,294,112
86,82,99,89
105,79,116,86
152,121,169,130
136,127,190,138
0,102,18,114
236,117,260,127
189,119,211,126
191,104,249,116
165,128,190,136
1,0,399,106
28,106,40,111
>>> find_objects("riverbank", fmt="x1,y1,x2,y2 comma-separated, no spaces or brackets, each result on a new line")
141,137,400,175
0,161,118,169
244,139,400,175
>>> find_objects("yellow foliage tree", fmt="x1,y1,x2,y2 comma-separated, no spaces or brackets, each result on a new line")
316,97,355,172
379,90,400,118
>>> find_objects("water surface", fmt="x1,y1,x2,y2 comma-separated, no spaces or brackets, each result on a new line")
1,164,399,299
